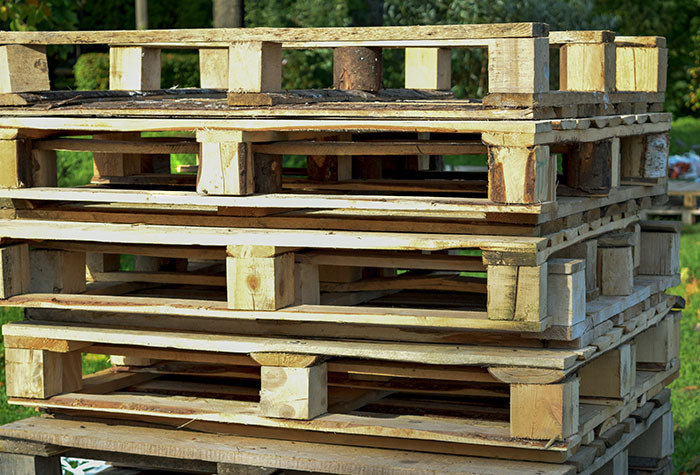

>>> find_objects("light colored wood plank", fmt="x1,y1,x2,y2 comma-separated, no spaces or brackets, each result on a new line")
255,140,485,156
0,417,576,474
405,48,451,90
488,38,549,93
0,243,30,299
0,45,50,93
109,46,161,90
260,363,328,419
229,42,281,93
35,138,199,155
510,377,579,439
2,321,580,369
487,264,547,321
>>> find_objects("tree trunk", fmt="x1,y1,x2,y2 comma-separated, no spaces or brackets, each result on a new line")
214,0,243,28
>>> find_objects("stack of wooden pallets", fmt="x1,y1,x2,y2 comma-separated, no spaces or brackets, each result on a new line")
0,23,680,474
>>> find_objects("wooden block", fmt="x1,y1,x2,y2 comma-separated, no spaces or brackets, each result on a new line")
552,240,598,295
560,43,616,91
638,231,680,276
307,155,352,182
0,453,61,475
295,263,320,305
610,136,621,188
29,249,86,294
404,48,451,90
259,363,328,419
547,258,586,327
253,153,283,193
636,313,680,368
5,348,82,398
334,47,383,93
488,38,549,93
0,139,32,188
565,140,613,194
109,46,161,90
199,48,229,88
488,145,554,204
229,42,282,93
0,243,30,299
92,132,151,179
227,250,295,310
0,45,50,93
510,377,579,439
617,46,668,92
86,253,121,281
197,141,253,195
629,411,674,458
579,343,635,398
487,264,547,322
598,246,634,296
621,133,669,179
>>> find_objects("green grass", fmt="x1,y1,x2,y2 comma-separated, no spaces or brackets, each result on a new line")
670,116,700,156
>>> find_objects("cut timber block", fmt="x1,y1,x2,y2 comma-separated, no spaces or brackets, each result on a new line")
510,377,579,439
295,263,320,305
92,132,150,179
259,363,328,419
0,453,61,475
253,153,283,193
404,48,451,90
560,43,616,91
0,45,50,93
229,42,282,93
199,48,229,88
596,449,628,475
0,243,30,299
31,149,57,187
29,249,86,294
488,145,554,204
488,38,549,93
638,230,680,276
565,140,613,194
333,47,383,93
197,141,253,195
227,246,295,310
629,411,674,458
579,343,635,398
617,46,668,92
85,253,120,282
552,240,598,296
597,246,634,296
611,137,621,188
487,264,547,321
547,258,586,327
635,313,680,369
109,47,161,90
0,139,32,188
620,133,669,179
5,348,82,398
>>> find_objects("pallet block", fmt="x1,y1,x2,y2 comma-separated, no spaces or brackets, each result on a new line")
560,42,616,92
617,42,667,92
0,139,33,189
5,348,81,399
487,264,547,321
579,344,635,399
510,377,579,439
229,42,282,93
0,243,30,299
635,312,680,370
620,133,669,179
199,48,229,88
638,223,680,276
29,249,86,294
259,363,328,419
548,259,586,327
109,46,161,90
597,246,634,296
628,411,673,459
227,246,295,310
0,45,50,93
487,145,555,204
488,38,549,94
404,48,451,90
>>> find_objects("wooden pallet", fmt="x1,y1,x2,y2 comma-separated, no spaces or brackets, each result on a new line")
644,180,700,224
0,394,673,474
1,308,680,453
0,219,681,335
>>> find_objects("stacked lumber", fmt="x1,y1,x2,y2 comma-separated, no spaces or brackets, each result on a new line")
0,23,679,474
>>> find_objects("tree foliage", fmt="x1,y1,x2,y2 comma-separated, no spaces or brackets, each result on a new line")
0,0,78,31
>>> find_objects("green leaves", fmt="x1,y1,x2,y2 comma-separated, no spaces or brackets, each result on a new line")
0,0,78,31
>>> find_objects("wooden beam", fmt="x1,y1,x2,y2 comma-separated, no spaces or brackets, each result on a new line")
259,363,328,419
510,377,579,439
109,46,161,90
487,264,547,322
488,38,549,94
0,243,30,299
5,348,81,398
229,42,281,93
560,43,615,92
404,48,451,90
0,45,50,93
